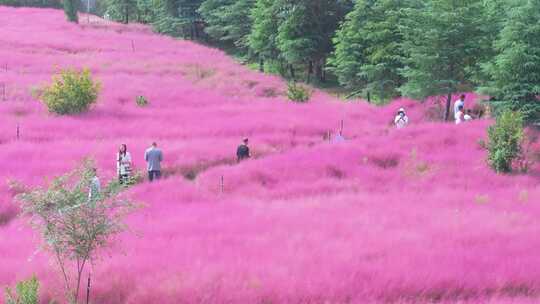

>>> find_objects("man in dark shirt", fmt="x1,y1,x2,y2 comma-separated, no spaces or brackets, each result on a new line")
236,138,251,162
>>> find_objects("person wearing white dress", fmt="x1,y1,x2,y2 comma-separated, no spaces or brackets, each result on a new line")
117,144,132,184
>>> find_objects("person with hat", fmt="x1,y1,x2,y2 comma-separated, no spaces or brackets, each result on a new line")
236,138,251,162
394,108,409,129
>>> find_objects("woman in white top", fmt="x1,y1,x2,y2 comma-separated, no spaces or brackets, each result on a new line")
394,108,409,129
117,144,132,184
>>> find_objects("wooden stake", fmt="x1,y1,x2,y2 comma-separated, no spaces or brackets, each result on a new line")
340,119,344,134
131,40,135,52
1,83,5,101
16,124,19,140
86,273,91,304
220,176,224,193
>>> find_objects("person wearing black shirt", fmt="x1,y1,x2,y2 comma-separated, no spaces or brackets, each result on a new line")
237,138,251,162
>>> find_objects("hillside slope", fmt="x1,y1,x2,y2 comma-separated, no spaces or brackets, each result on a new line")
0,7,539,304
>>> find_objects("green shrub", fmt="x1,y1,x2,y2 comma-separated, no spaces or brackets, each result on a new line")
136,95,149,107
5,276,39,304
287,82,311,103
487,110,524,173
41,69,100,115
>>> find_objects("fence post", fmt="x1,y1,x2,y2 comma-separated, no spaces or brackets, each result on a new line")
1,83,5,101
220,175,224,194
16,124,19,140
86,273,91,304
340,119,344,134
131,40,135,52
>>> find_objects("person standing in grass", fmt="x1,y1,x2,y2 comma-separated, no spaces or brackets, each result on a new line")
237,138,251,162
117,144,132,184
454,94,466,116
88,167,101,201
144,142,163,182
455,105,465,124
394,108,409,129
333,131,346,143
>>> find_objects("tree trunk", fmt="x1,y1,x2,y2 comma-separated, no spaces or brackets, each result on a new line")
444,92,452,121
316,59,325,82
259,58,264,72
306,61,313,84
278,61,286,77
124,4,129,24
288,64,296,81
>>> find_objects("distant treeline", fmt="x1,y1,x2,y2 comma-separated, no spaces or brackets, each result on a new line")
0,0,60,8
3,0,539,122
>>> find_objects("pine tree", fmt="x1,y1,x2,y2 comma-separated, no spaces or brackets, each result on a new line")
248,0,282,71
275,0,352,83
480,0,540,123
105,0,138,23
199,0,255,50
400,0,487,120
63,0,79,23
177,0,204,39
329,0,415,101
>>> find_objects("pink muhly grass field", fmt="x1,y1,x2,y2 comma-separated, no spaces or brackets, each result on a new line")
1,6,539,304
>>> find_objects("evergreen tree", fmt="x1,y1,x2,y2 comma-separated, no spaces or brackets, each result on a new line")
105,0,138,23
480,0,540,123
329,0,414,101
276,0,352,82
177,0,204,39
400,0,487,120
248,0,282,71
199,0,255,50
63,0,79,23
151,0,204,38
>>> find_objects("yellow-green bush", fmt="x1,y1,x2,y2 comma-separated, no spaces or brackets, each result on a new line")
287,82,311,103
41,69,100,115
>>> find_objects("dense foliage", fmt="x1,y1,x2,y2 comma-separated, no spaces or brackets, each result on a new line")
480,0,540,123
400,0,487,119
41,69,100,115
329,0,415,102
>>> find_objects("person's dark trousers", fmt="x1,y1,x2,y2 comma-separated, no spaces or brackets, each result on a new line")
148,170,161,182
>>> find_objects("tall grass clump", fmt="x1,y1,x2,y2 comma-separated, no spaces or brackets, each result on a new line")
41,69,100,115
487,110,524,173
135,95,148,107
13,159,137,303
4,276,39,304
287,82,311,102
